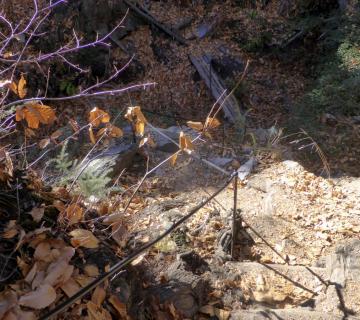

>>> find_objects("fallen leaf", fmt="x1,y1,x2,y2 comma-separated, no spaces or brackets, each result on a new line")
187,121,203,131
109,295,128,319
50,129,63,141
39,138,51,149
19,284,56,309
87,301,112,320
205,117,221,129
179,131,193,152
0,290,17,319
89,107,110,127
91,286,106,307
70,229,99,248
60,277,81,298
84,265,99,277
29,207,44,222
74,274,94,287
61,204,83,225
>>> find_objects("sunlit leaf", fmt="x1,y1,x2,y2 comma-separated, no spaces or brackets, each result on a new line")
70,229,99,248
179,131,193,152
125,106,147,124
62,204,83,225
170,153,178,166
135,121,145,136
16,103,56,129
89,107,110,127
187,121,204,131
18,74,27,98
205,117,221,129
107,124,123,138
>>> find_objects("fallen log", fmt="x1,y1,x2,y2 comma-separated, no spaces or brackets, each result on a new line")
189,54,245,136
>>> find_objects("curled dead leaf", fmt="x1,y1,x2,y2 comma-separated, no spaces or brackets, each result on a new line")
179,131,193,152
204,117,221,129
61,204,84,225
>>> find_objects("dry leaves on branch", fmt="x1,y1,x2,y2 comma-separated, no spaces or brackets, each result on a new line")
16,103,56,129
125,106,147,136
10,74,27,98
89,107,110,127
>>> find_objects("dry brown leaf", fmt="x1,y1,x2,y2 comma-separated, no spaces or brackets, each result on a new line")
205,117,221,129
89,107,110,127
0,149,13,183
0,290,17,319
25,128,36,138
107,124,123,138
60,277,81,298
84,265,99,277
69,118,80,132
87,301,112,320
170,153,178,166
34,242,53,262
91,286,106,307
44,261,74,287
16,103,56,129
29,207,44,222
17,75,27,98
17,257,30,276
19,284,56,309
61,204,84,225
187,121,204,131
179,131,193,152
50,129,63,140
39,138,51,149
2,227,18,239
109,295,128,319
74,274,94,287
70,229,99,248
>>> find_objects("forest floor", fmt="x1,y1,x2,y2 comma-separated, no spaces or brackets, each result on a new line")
1,1,360,319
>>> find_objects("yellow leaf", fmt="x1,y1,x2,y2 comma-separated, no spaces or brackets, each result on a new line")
205,117,221,129
89,107,110,127
89,126,96,144
16,103,56,129
18,74,27,98
124,106,147,124
39,138,51,149
187,121,204,131
70,229,99,248
135,120,145,136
